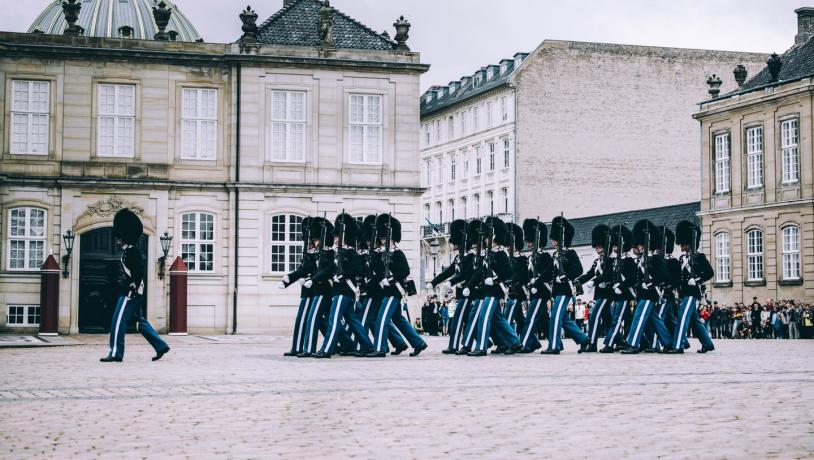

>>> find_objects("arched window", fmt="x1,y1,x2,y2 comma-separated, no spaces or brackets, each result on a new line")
7,207,47,270
180,212,215,272
714,233,730,283
746,229,763,281
270,214,303,274
781,226,801,280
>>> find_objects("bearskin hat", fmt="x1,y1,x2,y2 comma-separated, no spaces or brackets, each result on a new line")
508,223,524,252
484,216,509,247
358,215,378,250
522,218,548,247
633,219,661,251
112,208,143,245
449,219,468,247
591,224,610,249
333,213,359,247
375,214,401,243
466,219,485,247
610,224,633,253
675,220,700,250
309,217,334,248
550,215,575,247
663,227,675,254
301,217,313,243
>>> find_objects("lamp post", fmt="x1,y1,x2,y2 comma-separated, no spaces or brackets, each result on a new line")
429,237,440,279
61,230,75,278
158,231,173,280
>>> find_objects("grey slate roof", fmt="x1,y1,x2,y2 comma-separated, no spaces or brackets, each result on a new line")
420,62,520,118
719,35,814,99
254,0,397,50
562,202,700,248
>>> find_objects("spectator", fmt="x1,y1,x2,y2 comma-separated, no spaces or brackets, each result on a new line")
788,305,800,339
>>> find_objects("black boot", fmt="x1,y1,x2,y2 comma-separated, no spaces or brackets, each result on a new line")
409,343,428,357
540,349,560,355
297,352,312,358
391,344,408,356
467,350,487,356
365,351,387,358
620,346,640,354
152,347,170,361
441,348,456,354
490,346,507,354
577,340,591,353
599,346,615,353
455,347,470,355
283,350,298,357
100,356,122,362
314,351,331,359
697,345,715,354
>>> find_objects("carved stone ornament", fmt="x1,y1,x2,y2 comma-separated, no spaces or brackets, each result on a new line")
318,0,334,47
79,196,145,220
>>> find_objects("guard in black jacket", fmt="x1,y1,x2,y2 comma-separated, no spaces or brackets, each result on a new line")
622,220,672,354
299,217,336,357
518,218,553,353
430,219,475,354
505,223,529,334
101,209,170,363
279,217,315,356
644,227,686,352
457,220,487,355
366,214,427,357
315,214,373,358
668,220,715,354
576,224,614,353
600,225,637,353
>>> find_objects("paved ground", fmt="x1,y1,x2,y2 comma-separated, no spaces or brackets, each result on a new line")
1,335,812,459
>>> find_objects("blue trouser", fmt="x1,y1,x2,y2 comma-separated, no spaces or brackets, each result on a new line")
474,297,520,352
603,300,627,347
461,298,484,350
647,298,687,350
587,298,610,346
520,296,548,350
504,298,523,332
320,294,373,355
303,294,330,353
674,296,714,349
548,295,588,351
107,294,168,360
638,299,673,349
627,299,658,348
290,296,311,353
447,298,472,350
357,296,405,349
373,296,425,353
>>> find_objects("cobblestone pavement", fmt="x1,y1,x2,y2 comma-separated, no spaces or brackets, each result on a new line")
1,335,813,459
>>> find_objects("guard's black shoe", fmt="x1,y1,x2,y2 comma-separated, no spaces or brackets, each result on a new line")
283,350,298,357
467,350,487,356
391,344,408,356
100,356,122,362
578,341,591,353
441,348,456,354
365,351,387,358
599,346,615,353
338,351,354,357
620,346,640,354
583,344,598,353
314,351,331,359
684,343,691,350
409,343,428,357
697,345,715,354
297,352,312,358
540,349,560,355
642,348,657,354
490,346,507,354
354,349,372,357
152,347,170,361
663,348,684,354
455,347,470,355
614,344,627,352
505,343,523,355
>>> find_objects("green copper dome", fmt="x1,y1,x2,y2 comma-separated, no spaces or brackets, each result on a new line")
28,0,202,42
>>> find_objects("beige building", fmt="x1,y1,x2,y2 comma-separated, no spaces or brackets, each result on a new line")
695,7,814,305
0,0,427,334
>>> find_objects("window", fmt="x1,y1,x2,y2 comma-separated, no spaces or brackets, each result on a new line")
461,197,467,219
463,152,470,177
435,120,441,143
714,133,730,193
97,84,135,157
437,157,443,184
449,199,455,220
501,187,508,213
450,155,456,181
422,124,430,147
473,106,480,131
473,194,480,217
447,116,454,140
460,111,467,136
421,160,429,186
475,146,482,175
746,229,763,281
500,96,508,121
181,88,217,160
436,201,443,224
503,138,510,168
270,214,304,273
7,207,46,270
745,126,763,189
270,90,305,161
486,101,493,127
180,212,215,272
350,94,382,163
423,203,430,222
488,142,495,171
6,305,40,326
10,80,49,155
781,226,801,280
781,119,799,183
487,190,494,214
714,233,730,283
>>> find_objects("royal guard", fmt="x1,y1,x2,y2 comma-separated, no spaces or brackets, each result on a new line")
576,224,614,353
518,218,552,353
505,222,529,334
430,219,475,354
299,217,336,357
279,216,315,357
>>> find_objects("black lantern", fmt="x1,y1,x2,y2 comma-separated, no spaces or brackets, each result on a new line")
61,230,75,278
429,237,440,278
158,231,173,280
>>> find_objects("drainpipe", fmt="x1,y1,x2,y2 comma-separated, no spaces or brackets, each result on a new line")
232,62,241,335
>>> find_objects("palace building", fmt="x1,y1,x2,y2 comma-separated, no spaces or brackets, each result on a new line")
0,0,427,334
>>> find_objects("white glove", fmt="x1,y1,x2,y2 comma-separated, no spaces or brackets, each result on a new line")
614,287,622,295
485,277,495,286
303,280,313,288
298,278,306,286
380,278,390,287
428,282,435,289
687,278,697,286
556,275,567,283
332,274,342,283
463,288,471,297
277,281,286,289
641,282,649,290
531,287,538,295
282,276,290,284
598,282,608,289
442,281,452,290
585,280,594,289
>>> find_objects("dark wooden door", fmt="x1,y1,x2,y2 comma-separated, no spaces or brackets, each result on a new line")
78,228,148,333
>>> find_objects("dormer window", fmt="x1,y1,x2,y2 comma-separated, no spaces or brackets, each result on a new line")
500,63,508,74
118,25,134,38
486,68,493,80
474,75,481,86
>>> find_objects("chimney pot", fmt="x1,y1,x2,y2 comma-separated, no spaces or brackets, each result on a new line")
733,64,748,87
795,7,814,46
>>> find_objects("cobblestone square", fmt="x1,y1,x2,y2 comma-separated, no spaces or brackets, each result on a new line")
1,336,813,459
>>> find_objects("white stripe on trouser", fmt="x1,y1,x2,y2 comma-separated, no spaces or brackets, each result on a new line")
479,298,496,351
507,300,517,324
376,297,395,351
607,301,624,346
453,299,469,349
111,296,130,357
522,298,542,347
464,301,483,346
590,299,607,344
651,300,666,346
631,300,651,347
324,295,344,352
295,297,310,351
306,295,323,353
361,298,373,326
675,297,695,350
551,296,566,349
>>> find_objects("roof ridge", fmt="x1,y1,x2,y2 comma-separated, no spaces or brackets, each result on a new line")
327,1,396,47
256,0,302,31
570,201,700,220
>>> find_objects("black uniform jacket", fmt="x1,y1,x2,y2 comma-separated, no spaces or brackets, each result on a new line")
319,246,363,298
308,249,335,298
663,256,682,301
551,249,583,298
369,248,410,298
509,254,530,301
634,253,667,301
466,248,513,299
283,250,316,298
609,255,637,301
527,250,554,300
119,245,144,298
576,256,613,300
678,252,714,299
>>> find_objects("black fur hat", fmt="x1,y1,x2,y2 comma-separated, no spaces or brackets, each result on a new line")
375,214,401,243
550,215,575,247
508,223,524,252
301,217,312,243
309,217,334,248
591,224,610,249
633,219,661,251
610,224,633,253
522,218,548,246
449,219,468,247
484,216,509,247
333,213,359,247
113,208,142,245
358,215,377,250
675,220,700,250
466,219,485,247
663,227,675,254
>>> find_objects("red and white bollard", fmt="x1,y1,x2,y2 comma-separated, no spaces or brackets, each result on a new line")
39,255,60,336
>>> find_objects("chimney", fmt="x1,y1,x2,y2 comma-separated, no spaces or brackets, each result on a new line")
733,65,747,87
795,7,814,46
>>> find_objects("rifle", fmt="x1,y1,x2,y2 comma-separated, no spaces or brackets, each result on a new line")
336,210,346,274
384,214,393,279
555,212,583,296
531,216,541,279
613,225,625,290
642,224,651,288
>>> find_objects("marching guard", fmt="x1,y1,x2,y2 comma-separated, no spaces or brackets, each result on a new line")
299,217,336,357
505,223,530,334
599,225,637,353
576,224,614,353
518,218,553,353
279,217,315,357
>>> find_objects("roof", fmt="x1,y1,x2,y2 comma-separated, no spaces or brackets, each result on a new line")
564,202,700,248
719,35,814,100
28,0,201,42
254,0,397,50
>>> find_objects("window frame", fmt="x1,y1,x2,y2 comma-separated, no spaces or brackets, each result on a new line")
179,211,216,273
268,214,305,274
6,207,47,271
180,87,218,161
714,232,731,283
746,228,764,281
6,304,40,327
348,94,383,165
96,83,136,158
9,79,50,156
488,142,496,171
780,118,799,184
713,132,731,194
780,225,801,280
450,154,456,181
745,125,763,189
503,138,510,169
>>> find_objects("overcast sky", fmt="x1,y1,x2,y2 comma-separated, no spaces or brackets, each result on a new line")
3,0,807,92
